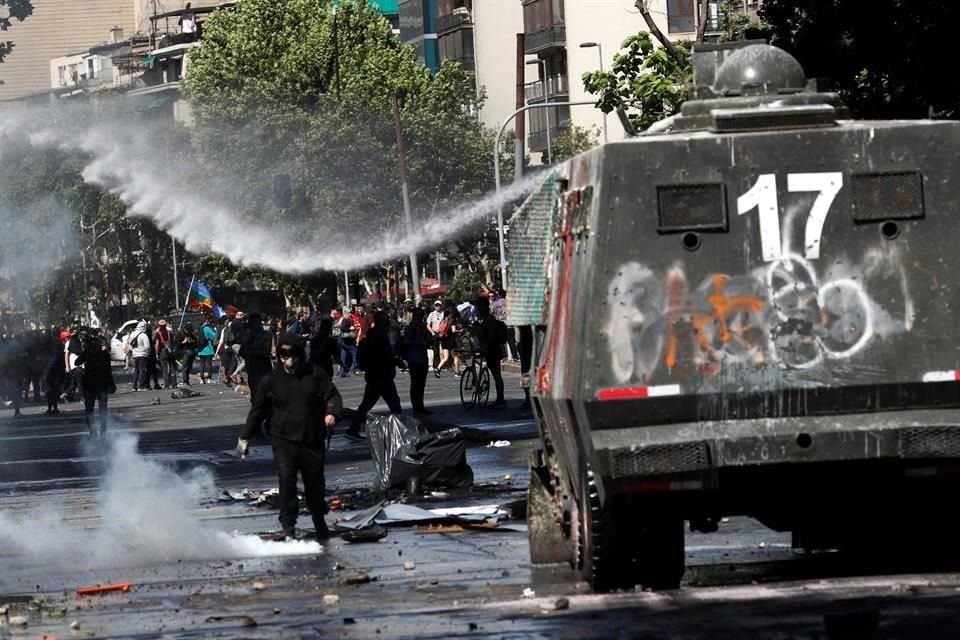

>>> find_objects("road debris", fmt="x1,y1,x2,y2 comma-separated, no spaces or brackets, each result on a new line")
368,415,473,492
322,594,340,606
522,588,536,599
253,582,267,591
76,583,131,597
204,615,257,627
70,621,81,631
543,597,570,612
487,440,511,448
341,525,388,543
338,572,372,586
8,615,28,626
403,560,416,571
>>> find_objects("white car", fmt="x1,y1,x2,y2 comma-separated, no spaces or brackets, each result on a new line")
109,320,141,363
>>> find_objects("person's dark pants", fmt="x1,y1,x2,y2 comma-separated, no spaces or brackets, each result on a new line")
220,348,235,384
338,341,357,376
45,370,63,412
487,354,505,402
133,356,147,390
199,355,214,380
83,386,108,435
349,378,403,432
180,349,196,385
409,363,427,411
506,325,519,360
147,355,161,388
64,367,82,400
272,436,327,532
159,356,177,388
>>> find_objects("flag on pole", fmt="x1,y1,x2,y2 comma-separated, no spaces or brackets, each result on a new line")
186,279,219,314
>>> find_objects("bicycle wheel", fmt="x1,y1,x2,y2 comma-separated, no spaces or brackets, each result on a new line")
460,366,478,409
477,367,491,409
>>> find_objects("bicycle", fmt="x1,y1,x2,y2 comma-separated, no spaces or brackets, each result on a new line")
458,350,491,409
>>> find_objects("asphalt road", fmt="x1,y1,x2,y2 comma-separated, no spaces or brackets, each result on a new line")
2,367,960,638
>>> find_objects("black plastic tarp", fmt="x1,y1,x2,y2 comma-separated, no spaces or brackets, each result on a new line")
367,415,473,492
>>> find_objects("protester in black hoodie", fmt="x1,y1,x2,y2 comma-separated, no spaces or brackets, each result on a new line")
237,333,342,540
345,311,403,441
75,328,116,437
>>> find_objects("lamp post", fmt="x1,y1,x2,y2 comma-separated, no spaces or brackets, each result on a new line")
493,100,595,290
526,58,551,164
579,41,608,143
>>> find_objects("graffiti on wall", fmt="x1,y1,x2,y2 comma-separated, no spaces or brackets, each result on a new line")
605,247,914,384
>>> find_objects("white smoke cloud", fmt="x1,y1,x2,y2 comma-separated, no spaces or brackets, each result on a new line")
0,434,320,568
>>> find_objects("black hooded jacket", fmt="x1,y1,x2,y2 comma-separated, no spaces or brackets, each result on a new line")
241,334,342,444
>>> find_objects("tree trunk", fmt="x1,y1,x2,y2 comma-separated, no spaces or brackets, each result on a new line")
635,0,686,67
696,0,710,42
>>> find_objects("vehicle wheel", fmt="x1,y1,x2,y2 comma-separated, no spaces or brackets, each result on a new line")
460,367,477,409
527,450,567,564
580,469,685,591
477,367,491,408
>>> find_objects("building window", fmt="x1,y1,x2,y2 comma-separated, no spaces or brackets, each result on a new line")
668,0,696,34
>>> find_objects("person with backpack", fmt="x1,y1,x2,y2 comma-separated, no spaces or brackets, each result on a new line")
345,311,403,441
236,333,342,540
154,319,177,389
474,296,508,408
198,317,218,384
127,320,152,392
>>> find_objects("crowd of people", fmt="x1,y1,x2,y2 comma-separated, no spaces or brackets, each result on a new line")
0,292,516,539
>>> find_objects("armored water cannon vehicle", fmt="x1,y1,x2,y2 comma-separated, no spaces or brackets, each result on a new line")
510,41,960,591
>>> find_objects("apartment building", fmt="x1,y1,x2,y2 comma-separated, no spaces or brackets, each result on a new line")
415,0,756,161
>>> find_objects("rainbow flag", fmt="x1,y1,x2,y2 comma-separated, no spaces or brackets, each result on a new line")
186,279,221,316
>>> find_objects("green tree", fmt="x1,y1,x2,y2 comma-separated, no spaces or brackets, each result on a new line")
445,267,487,303
183,0,506,294
582,32,691,132
0,0,32,69
758,0,960,119
550,124,600,163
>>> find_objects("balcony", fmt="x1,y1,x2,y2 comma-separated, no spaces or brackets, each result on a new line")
436,9,471,35
524,25,565,54
528,125,567,154
524,74,568,103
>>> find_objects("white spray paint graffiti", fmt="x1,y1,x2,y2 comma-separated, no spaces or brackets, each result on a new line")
604,246,912,384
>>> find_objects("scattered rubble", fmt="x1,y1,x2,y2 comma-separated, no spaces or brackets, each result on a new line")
322,594,340,606
338,573,372,586
403,561,416,571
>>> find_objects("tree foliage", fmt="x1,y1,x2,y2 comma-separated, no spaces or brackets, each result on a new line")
183,0,504,298
582,32,691,132
0,0,32,68
551,125,601,163
758,0,960,119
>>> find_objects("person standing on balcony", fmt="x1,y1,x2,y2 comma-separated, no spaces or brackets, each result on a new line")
179,3,197,42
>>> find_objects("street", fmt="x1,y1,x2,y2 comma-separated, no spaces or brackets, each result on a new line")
3,368,960,639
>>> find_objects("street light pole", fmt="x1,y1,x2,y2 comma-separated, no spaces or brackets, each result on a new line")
493,100,595,290
172,238,179,310
392,93,422,304
579,41,608,143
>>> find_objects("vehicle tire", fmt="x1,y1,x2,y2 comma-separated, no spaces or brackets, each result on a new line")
477,367,491,408
580,469,685,591
527,450,568,564
460,366,477,409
